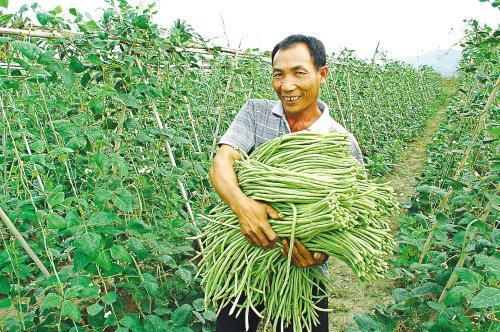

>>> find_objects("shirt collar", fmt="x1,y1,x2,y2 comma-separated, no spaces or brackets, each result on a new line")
272,99,332,133
307,100,332,133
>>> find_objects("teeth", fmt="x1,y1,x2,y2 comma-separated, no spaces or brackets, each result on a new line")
284,96,299,101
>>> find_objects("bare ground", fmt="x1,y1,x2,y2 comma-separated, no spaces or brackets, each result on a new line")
327,100,450,331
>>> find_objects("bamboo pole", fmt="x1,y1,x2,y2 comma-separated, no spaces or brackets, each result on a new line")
0,207,51,277
0,27,258,59
418,75,500,264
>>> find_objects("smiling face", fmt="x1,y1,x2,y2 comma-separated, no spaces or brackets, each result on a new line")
272,42,328,116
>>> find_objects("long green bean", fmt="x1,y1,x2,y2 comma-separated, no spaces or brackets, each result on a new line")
197,131,397,331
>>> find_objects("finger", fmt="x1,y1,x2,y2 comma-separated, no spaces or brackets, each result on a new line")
266,206,284,220
291,256,301,267
262,225,279,243
254,228,272,249
291,239,309,264
281,247,288,259
245,233,262,247
282,239,290,255
314,252,326,263
293,239,314,260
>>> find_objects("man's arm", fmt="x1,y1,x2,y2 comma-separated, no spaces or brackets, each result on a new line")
209,144,282,249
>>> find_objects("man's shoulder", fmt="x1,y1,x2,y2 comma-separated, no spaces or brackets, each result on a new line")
243,99,277,113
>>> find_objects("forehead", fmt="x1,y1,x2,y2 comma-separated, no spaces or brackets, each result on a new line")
273,42,315,69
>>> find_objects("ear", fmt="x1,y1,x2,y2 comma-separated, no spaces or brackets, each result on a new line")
319,66,329,84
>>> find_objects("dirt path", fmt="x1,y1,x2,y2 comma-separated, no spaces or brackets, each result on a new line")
327,98,451,331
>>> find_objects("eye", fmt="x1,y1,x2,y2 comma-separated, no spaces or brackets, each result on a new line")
273,72,284,79
296,71,307,76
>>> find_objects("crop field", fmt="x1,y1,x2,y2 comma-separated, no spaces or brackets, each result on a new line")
0,1,498,331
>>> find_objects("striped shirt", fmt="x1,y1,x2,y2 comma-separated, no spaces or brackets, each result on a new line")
219,99,364,165
219,99,364,275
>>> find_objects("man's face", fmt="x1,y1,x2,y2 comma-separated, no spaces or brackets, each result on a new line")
272,42,328,115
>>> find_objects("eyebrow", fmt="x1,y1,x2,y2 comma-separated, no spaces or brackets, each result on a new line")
273,65,308,72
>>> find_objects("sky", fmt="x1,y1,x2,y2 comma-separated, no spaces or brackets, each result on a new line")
6,0,500,60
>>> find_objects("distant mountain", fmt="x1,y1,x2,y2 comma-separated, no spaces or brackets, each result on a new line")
402,49,462,76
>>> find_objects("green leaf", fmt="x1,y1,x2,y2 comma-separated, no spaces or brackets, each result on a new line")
96,250,112,272
69,56,85,73
73,250,90,272
114,188,134,213
66,136,86,150
115,93,140,108
412,282,442,297
444,285,473,306
47,191,65,207
0,278,9,294
0,36,12,45
41,293,63,310
62,300,82,323
51,5,62,15
392,288,410,303
175,268,192,284
455,268,482,286
171,304,192,327
128,237,147,258
144,315,168,331
79,20,100,33
470,287,500,308
47,213,67,229
202,309,217,322
69,8,80,17
0,14,12,26
141,273,159,297
49,147,74,158
85,54,102,66
76,232,102,260
353,313,386,331
60,69,75,89
133,15,150,29
11,40,43,60
120,314,140,330
127,218,152,235
0,0,8,9
80,285,100,299
87,302,103,317
102,291,117,305
65,285,84,299
474,254,500,279
95,189,113,204
192,298,204,311
36,12,53,26
0,298,11,309
111,245,132,263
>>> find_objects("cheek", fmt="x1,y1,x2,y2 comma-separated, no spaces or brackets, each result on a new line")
272,81,280,92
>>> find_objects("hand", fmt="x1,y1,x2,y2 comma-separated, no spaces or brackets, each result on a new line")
233,198,283,249
281,239,328,268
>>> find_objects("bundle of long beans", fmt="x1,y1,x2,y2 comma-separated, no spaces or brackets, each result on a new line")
194,132,397,331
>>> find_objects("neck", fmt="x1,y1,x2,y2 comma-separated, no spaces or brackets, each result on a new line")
285,102,322,132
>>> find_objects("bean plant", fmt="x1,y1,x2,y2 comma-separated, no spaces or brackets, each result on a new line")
0,1,442,331
350,12,499,332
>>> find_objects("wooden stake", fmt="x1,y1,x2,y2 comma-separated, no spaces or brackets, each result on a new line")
418,75,500,264
0,207,51,277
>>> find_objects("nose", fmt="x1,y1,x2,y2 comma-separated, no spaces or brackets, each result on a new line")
281,76,296,92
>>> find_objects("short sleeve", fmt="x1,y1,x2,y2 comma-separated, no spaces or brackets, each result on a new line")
348,133,364,166
219,101,256,154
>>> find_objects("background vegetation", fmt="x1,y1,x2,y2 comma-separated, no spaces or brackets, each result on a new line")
3,0,495,331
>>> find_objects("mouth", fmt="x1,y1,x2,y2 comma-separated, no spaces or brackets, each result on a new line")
282,96,300,105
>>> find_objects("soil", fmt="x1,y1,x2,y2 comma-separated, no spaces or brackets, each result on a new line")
327,94,453,331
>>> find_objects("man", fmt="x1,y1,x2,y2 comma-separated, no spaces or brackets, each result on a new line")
209,34,364,331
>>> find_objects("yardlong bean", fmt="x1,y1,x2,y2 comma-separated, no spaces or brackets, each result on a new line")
197,131,397,331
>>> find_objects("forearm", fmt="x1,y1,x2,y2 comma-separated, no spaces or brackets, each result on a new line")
208,148,249,212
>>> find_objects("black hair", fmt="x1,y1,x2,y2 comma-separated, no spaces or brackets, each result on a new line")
271,34,326,69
